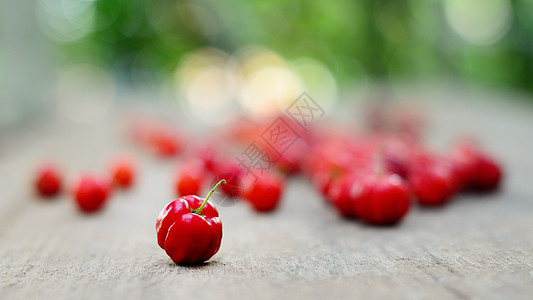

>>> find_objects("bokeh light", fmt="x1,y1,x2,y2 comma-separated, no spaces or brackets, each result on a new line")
291,57,337,112
445,0,513,45
2,0,533,127
36,0,96,42
237,46,303,118
174,46,336,123
175,48,240,125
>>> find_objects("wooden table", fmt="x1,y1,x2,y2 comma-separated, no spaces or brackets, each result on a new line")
1,87,532,299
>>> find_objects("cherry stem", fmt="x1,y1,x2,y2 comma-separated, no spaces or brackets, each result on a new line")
193,179,226,215
374,144,385,177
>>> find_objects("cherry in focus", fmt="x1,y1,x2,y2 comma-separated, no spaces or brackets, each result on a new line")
156,180,224,265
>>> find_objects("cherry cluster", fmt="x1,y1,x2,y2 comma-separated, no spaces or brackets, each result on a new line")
34,157,136,213
300,105,502,225
134,111,502,224
305,134,502,225
35,109,502,225
33,108,504,265
128,120,286,213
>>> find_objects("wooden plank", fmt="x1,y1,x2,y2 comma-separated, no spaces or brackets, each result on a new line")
1,88,532,299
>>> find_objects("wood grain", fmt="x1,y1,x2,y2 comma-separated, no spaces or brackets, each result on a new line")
1,88,532,300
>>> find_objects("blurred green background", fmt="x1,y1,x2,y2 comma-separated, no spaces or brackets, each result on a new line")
38,0,533,89
1,0,533,125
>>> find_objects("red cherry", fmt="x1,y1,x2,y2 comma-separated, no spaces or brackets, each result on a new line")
73,175,111,213
243,172,284,212
382,138,417,178
408,162,455,206
175,160,206,197
262,139,308,175
451,142,503,192
35,164,62,198
149,129,183,158
383,154,409,178
306,152,349,202
110,157,136,189
352,174,411,225
328,174,358,218
191,142,221,172
156,180,224,265
226,117,264,144
213,161,243,197
444,156,471,192
471,155,502,191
